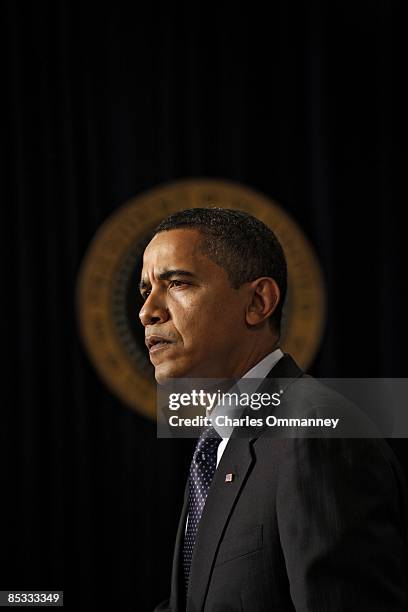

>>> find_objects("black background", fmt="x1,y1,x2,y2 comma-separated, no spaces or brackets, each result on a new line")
2,2,404,611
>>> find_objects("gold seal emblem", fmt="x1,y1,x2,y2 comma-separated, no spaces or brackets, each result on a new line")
76,179,326,419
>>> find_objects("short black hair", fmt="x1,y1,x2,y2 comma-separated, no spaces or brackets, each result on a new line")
153,208,287,331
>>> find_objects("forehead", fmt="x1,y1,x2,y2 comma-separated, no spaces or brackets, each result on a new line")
142,228,205,267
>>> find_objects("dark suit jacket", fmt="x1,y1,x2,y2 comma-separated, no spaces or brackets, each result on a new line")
155,354,408,611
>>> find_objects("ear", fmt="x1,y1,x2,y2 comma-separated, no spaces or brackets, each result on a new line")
245,277,280,326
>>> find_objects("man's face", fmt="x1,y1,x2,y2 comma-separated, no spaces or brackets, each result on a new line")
139,229,249,382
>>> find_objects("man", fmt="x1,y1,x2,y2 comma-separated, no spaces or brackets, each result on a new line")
139,208,408,611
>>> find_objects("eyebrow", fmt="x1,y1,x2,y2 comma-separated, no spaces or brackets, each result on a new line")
139,269,196,292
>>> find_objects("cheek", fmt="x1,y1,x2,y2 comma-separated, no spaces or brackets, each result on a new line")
170,294,212,335
175,309,212,347
174,294,239,346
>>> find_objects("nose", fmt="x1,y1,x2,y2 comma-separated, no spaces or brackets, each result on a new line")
139,292,170,327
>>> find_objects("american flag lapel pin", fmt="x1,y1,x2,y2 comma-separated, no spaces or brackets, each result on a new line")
225,473,234,483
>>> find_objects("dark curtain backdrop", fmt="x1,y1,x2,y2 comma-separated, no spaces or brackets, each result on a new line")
2,2,404,611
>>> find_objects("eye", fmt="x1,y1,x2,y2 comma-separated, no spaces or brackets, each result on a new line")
141,290,151,301
169,280,187,289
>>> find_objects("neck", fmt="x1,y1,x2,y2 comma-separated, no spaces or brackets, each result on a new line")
229,335,280,379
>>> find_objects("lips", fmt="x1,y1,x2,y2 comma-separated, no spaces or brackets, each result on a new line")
145,335,175,352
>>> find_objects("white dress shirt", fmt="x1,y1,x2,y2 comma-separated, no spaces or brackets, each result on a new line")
184,348,283,534
215,348,283,466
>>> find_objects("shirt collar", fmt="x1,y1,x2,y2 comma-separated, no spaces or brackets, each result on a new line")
241,348,283,379
212,348,283,439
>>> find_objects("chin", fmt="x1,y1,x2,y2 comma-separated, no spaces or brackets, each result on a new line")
153,359,196,384
154,364,183,384
154,370,171,385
